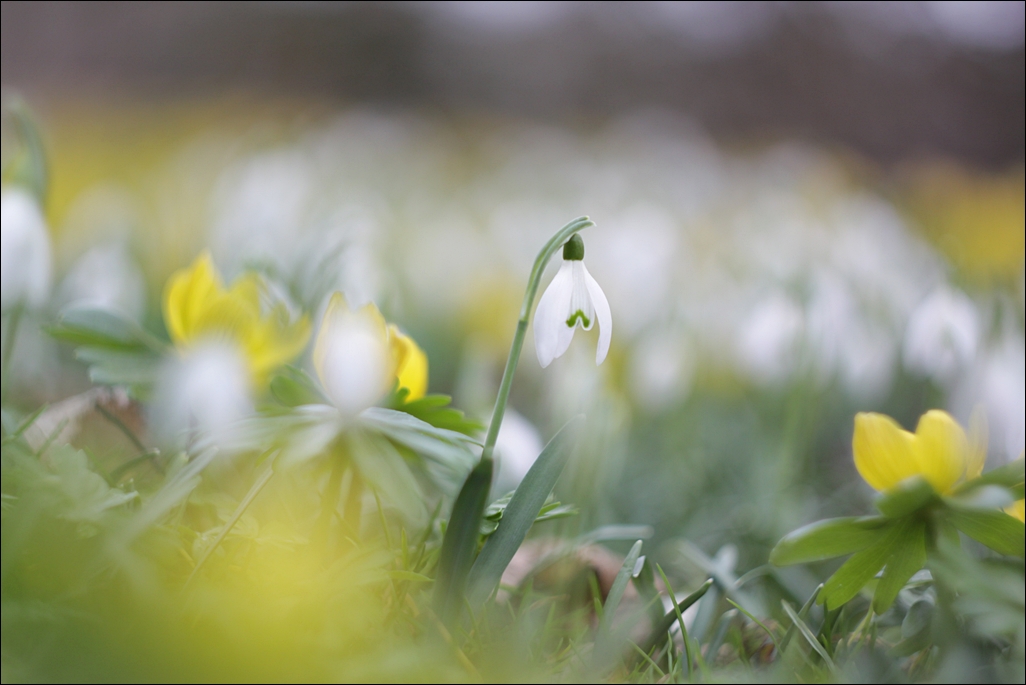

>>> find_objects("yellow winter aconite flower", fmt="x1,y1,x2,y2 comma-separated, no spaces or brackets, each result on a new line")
312,293,428,415
390,324,428,401
163,252,310,384
1007,499,1025,523
853,410,984,494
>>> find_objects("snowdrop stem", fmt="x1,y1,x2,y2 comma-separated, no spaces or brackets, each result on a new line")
481,216,594,464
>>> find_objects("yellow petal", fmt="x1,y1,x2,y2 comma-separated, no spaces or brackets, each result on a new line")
913,410,969,494
966,407,988,481
163,251,222,344
246,310,312,382
1006,500,1025,523
163,252,309,385
389,324,428,401
853,413,920,492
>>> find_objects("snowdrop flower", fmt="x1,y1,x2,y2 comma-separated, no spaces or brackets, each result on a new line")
533,234,611,368
313,293,428,416
1,188,51,311
903,286,979,383
151,341,254,448
58,241,146,320
493,408,544,494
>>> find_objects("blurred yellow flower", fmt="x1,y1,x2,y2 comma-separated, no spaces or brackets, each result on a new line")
853,410,984,494
163,251,310,384
390,324,428,401
1007,499,1025,523
313,293,428,415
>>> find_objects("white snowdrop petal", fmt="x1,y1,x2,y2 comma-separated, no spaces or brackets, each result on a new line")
534,262,575,367
583,264,612,365
1,189,52,311
568,261,596,330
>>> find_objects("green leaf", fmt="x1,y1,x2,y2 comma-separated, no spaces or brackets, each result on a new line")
361,407,478,492
48,306,164,352
432,455,494,626
901,598,933,640
269,366,327,407
945,485,1016,511
781,600,836,671
956,459,1025,493
875,476,938,518
779,584,822,653
465,415,584,609
821,524,903,610
597,540,644,645
387,570,434,583
76,348,160,397
873,519,927,614
640,579,714,654
771,516,890,566
947,508,1025,557
348,431,426,523
393,394,483,436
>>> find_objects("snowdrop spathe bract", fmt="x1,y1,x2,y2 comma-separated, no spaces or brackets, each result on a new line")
1,187,52,312
163,251,311,386
313,292,428,416
533,234,611,368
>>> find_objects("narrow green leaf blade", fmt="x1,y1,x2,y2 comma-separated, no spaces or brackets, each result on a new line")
873,519,927,614
432,455,494,626
948,508,1025,557
770,516,890,566
597,540,644,641
466,416,584,608
640,579,714,653
782,600,835,670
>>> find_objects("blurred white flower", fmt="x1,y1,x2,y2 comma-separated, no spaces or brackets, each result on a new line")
210,151,313,278
805,271,896,399
630,327,695,410
953,334,1026,462
57,241,146,320
1,188,51,311
151,342,254,449
736,292,804,385
534,235,611,368
313,294,393,417
903,286,979,383
588,204,679,337
493,408,544,495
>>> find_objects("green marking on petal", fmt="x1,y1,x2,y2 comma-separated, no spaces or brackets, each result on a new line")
566,310,591,328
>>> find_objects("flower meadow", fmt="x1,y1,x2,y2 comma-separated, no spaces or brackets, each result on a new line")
1,99,1024,683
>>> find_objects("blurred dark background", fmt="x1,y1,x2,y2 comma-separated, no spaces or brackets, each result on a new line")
3,1,1024,167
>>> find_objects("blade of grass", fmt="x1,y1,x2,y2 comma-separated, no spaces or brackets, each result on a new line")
184,463,275,589
655,565,695,677
593,540,644,666
779,583,822,652
782,600,837,673
725,597,779,654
